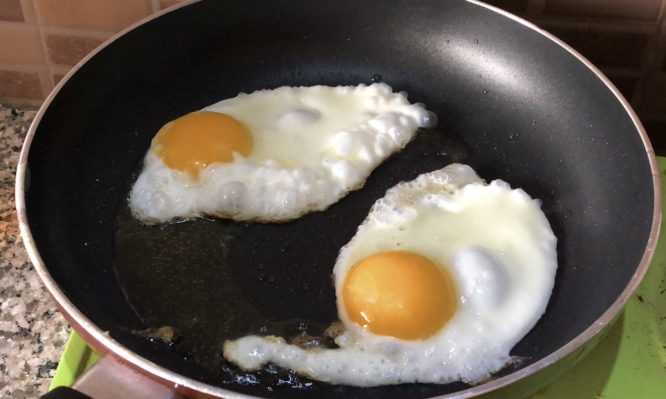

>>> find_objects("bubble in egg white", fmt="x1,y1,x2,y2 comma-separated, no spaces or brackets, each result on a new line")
223,164,558,387
333,131,360,156
453,247,510,310
278,107,321,126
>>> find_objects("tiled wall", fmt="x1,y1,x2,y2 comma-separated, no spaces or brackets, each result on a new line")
0,0,188,104
0,0,664,142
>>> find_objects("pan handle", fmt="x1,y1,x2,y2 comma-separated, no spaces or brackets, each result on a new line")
40,355,184,399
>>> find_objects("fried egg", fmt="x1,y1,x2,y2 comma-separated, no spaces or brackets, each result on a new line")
223,164,557,386
129,83,434,223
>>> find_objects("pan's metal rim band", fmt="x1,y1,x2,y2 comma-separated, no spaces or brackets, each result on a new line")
14,1,662,398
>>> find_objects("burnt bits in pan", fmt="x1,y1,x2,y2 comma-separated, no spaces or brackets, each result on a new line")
113,127,471,394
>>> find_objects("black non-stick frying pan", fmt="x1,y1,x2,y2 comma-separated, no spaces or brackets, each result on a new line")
17,0,660,398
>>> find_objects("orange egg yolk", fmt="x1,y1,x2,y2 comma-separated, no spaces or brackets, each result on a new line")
342,250,457,340
152,111,252,178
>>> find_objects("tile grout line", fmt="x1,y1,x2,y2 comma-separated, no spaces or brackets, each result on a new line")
24,0,55,98
18,0,36,24
0,20,38,30
38,27,114,40
0,61,51,72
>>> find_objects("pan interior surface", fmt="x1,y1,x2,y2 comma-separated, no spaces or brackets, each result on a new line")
22,0,654,398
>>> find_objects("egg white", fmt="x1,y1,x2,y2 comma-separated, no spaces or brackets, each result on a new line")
129,83,434,223
223,164,557,386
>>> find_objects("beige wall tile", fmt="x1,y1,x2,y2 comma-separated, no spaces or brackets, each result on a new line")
0,0,24,22
0,69,43,100
45,33,103,65
0,25,43,64
34,0,152,31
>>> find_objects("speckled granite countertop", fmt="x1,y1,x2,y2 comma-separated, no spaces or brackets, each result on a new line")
0,104,72,398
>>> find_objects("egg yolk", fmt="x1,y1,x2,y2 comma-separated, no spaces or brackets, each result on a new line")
152,111,252,178
342,250,457,340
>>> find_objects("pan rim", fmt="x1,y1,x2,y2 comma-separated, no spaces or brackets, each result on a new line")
14,0,661,398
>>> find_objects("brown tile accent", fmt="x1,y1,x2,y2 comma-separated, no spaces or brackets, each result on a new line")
544,0,661,21
0,0,24,22
481,0,529,14
0,69,43,100
45,33,104,65
34,0,152,31
52,72,65,85
640,73,666,114
547,28,649,68
0,25,43,64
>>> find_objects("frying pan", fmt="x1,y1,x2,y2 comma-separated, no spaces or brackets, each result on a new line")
16,0,660,398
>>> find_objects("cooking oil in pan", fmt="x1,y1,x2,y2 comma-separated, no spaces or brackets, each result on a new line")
113,127,471,392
